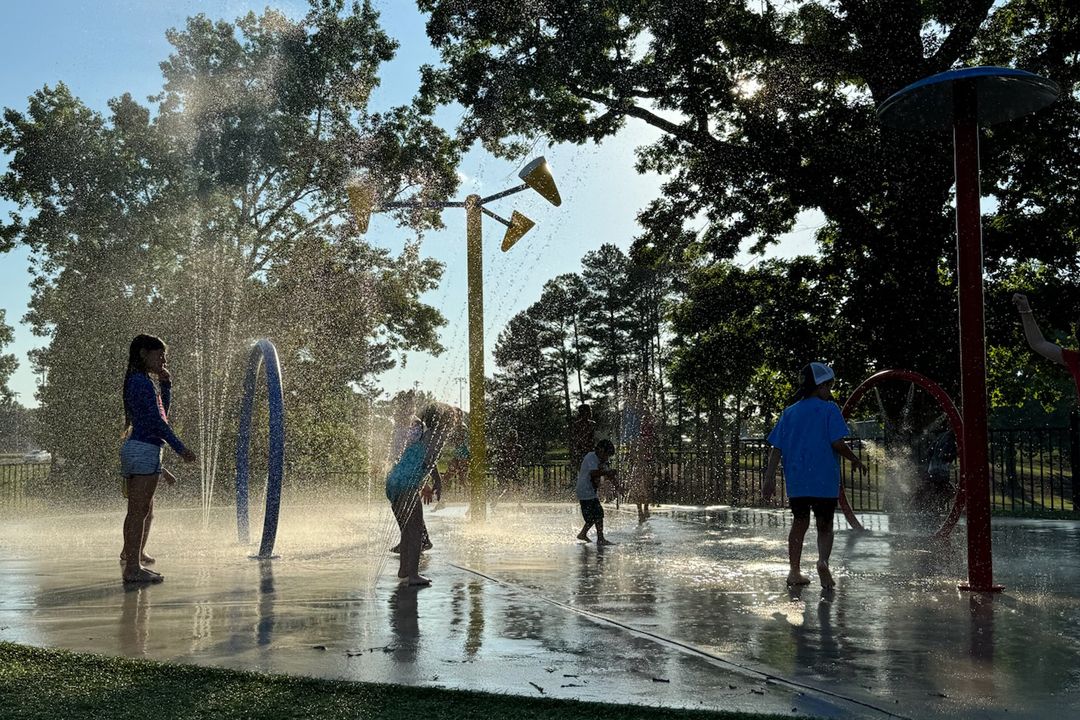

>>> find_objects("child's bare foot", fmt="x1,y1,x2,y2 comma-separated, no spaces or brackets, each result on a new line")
597,538,616,546
401,574,431,586
816,561,835,588
120,553,155,565
786,572,811,586
576,532,591,542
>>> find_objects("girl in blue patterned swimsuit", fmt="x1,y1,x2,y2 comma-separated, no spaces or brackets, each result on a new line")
386,403,458,585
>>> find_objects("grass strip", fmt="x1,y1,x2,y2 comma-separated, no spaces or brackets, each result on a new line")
0,642,801,720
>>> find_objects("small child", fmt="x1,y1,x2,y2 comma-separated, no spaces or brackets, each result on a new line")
764,362,866,588
386,404,456,585
390,418,435,554
576,439,618,546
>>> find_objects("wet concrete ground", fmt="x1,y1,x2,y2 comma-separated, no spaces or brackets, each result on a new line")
1,500,1078,719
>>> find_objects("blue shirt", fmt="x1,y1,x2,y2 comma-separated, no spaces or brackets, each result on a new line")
124,373,187,454
386,441,427,500
767,398,850,498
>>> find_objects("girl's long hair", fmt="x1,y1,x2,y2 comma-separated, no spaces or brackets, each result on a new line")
123,334,166,432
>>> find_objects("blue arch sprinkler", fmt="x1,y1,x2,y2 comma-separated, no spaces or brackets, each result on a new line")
235,338,286,559
877,67,1058,593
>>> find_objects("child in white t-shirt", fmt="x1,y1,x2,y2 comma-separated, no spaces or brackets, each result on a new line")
576,439,618,546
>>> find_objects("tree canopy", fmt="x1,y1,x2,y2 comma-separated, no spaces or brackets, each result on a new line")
0,0,462,490
422,0,1080,422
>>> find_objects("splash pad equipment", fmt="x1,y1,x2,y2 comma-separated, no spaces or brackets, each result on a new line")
878,67,1059,591
840,369,966,538
235,339,285,559
347,157,562,521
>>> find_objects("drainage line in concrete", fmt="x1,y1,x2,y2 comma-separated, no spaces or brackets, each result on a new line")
449,562,913,720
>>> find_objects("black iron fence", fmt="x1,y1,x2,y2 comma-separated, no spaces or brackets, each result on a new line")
471,424,1078,515
0,461,51,510
6,420,1078,516
988,426,1077,513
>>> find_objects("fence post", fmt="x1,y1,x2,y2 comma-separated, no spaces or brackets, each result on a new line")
1006,431,1017,494
729,427,741,505
1070,408,1080,514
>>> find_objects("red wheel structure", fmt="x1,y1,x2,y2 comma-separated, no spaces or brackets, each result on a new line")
839,369,966,538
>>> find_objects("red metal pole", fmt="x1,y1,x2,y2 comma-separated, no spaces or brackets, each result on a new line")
953,80,1002,592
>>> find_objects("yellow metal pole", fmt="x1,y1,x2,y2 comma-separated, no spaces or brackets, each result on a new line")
465,194,488,521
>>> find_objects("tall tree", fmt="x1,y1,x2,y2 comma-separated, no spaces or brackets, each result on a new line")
579,243,635,399
532,274,592,421
419,0,1080,408
1,1,461,492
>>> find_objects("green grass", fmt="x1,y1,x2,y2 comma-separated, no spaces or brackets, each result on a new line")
0,642,800,720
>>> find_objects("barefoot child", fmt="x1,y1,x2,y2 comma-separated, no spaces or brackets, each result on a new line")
120,334,197,585
763,363,866,588
576,439,618,546
386,403,456,585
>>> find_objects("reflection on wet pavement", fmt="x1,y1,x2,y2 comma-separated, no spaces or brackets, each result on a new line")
1,502,1078,718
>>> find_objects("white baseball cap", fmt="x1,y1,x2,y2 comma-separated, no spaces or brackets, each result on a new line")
808,362,835,385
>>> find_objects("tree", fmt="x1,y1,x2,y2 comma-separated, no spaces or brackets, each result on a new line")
532,274,590,419
492,306,563,460
579,243,635,399
0,310,15,404
0,0,461,494
419,0,1080,411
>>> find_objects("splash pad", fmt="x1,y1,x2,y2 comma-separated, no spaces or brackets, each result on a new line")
3,502,1080,717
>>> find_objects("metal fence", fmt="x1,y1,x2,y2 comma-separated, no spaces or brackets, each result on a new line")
6,421,1078,516
0,461,51,510
988,426,1076,513
477,425,1078,515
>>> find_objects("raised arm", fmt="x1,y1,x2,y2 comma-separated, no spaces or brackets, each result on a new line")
1013,293,1065,366
128,374,188,456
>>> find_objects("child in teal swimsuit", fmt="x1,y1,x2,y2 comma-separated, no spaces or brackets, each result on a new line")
385,403,458,585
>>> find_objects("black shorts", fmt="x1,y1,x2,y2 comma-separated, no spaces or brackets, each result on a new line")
789,497,837,523
579,498,604,524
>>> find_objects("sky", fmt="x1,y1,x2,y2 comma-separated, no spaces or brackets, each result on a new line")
0,0,818,409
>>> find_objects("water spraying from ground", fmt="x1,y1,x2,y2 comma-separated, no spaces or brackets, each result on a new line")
190,234,246,525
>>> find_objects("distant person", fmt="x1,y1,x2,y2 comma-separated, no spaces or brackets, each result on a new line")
627,388,657,524
386,403,457,585
1013,293,1080,401
763,363,866,588
570,403,596,474
617,379,645,504
924,429,958,509
576,439,618,546
120,334,197,585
